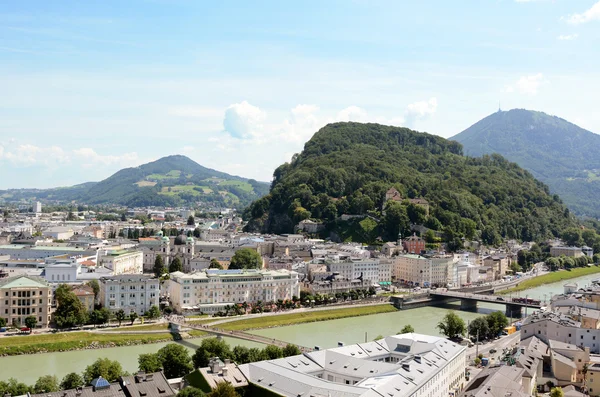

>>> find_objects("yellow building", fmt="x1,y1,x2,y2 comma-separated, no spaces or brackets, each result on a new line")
0,275,52,328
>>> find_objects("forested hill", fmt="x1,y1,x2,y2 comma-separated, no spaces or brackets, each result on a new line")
452,109,600,217
0,155,269,208
244,122,577,246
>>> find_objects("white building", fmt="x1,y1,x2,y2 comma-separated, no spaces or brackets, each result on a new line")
167,269,300,313
430,256,454,287
328,259,389,285
44,260,81,283
98,275,159,315
238,333,467,397
42,226,74,240
97,249,143,275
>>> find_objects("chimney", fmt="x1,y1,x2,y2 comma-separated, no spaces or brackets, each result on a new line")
222,367,229,377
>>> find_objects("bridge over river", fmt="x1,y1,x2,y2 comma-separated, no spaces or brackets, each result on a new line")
429,290,542,317
171,321,314,352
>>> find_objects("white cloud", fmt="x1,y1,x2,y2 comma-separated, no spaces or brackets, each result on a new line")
280,104,322,143
222,100,266,140
566,1,600,24
504,73,546,95
72,148,139,168
557,34,579,40
336,106,368,122
405,97,438,119
1,144,69,167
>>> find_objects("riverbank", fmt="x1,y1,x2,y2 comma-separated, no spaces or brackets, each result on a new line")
499,266,600,295
219,304,398,331
0,329,206,356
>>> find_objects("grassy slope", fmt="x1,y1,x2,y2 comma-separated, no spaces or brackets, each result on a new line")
219,305,397,331
499,266,600,294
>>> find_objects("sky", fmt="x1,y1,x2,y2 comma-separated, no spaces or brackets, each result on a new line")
1,0,600,189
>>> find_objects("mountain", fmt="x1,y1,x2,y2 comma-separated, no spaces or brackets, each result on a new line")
0,155,269,208
451,109,600,217
244,122,576,246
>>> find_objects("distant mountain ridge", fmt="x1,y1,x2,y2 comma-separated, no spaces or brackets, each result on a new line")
0,155,269,208
452,109,600,217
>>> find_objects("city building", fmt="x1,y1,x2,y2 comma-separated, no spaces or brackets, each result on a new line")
402,233,425,255
167,269,300,313
0,275,52,328
238,333,467,397
327,259,389,285
393,254,431,286
97,249,143,275
98,275,159,315
72,284,95,312
44,259,81,283
550,246,584,258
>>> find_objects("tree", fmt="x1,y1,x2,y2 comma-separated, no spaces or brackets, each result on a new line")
468,317,489,339
382,201,410,241
261,345,284,360
583,363,589,393
154,254,166,278
115,309,126,326
562,228,583,247
89,308,111,326
0,378,30,397
400,324,415,334
232,345,252,364
187,215,195,226
486,311,509,339
177,387,206,397
147,305,161,320
129,312,138,325
24,315,37,331
139,353,162,373
83,358,124,383
550,387,564,397
546,257,561,271
87,280,100,302
206,382,239,397
209,259,223,269
437,311,466,339
282,344,301,357
192,338,233,368
54,284,88,328
157,344,193,378
169,256,183,273
60,373,84,390
0,317,6,328
33,375,59,393
373,335,384,341
229,248,262,270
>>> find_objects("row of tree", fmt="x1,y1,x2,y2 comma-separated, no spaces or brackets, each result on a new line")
436,311,509,340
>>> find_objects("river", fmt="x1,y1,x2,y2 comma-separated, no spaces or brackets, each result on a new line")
1,273,595,384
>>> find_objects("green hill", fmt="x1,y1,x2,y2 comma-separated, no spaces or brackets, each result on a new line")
244,122,577,246
452,109,600,217
0,155,269,208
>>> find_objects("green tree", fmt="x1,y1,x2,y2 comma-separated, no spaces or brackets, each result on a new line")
89,308,111,326
169,256,183,273
83,358,124,384
282,344,301,357
373,335,384,341
550,387,564,397
468,317,489,339
437,311,466,339
509,261,522,274
115,309,126,326
562,227,583,247
192,338,233,368
229,248,262,270
0,317,6,328
177,387,206,397
187,215,195,226
232,345,252,364
382,201,410,241
157,344,193,378
138,353,162,373
24,315,37,331
87,279,100,302
546,257,561,271
60,373,84,390
33,375,59,393
400,324,415,334
206,382,239,397
54,284,88,328
209,259,223,269
261,345,284,360
146,305,161,320
486,311,509,339
0,378,31,396
154,255,166,278
129,312,138,325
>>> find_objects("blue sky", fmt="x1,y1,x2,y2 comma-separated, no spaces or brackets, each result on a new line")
1,0,599,188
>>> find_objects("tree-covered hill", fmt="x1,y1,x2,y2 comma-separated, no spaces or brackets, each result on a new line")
244,122,577,246
452,109,600,217
0,155,269,208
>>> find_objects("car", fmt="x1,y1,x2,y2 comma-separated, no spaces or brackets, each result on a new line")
489,348,497,354
496,297,504,301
